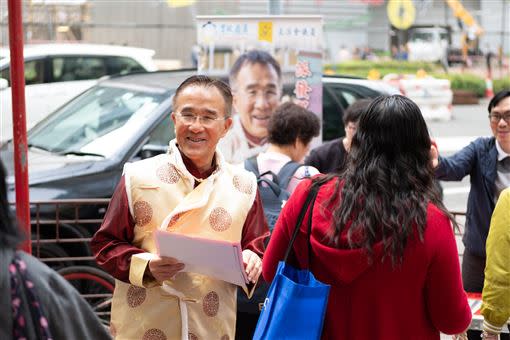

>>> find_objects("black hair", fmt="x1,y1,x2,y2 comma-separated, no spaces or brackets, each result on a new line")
173,75,233,117
315,95,453,265
267,102,321,146
229,50,281,88
0,159,23,249
488,89,510,113
343,98,372,125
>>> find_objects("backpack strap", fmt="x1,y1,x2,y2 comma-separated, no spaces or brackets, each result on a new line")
244,156,260,177
256,176,283,197
276,161,303,190
245,156,280,185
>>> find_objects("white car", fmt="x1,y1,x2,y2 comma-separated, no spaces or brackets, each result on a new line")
383,73,453,121
0,43,157,143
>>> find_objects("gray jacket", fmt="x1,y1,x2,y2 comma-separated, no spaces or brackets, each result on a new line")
0,249,112,340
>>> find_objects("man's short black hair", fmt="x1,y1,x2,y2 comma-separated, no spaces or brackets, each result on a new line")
268,102,320,146
229,50,281,88
488,90,510,113
173,75,233,117
343,98,373,125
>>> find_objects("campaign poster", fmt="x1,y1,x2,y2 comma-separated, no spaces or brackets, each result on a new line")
196,15,323,140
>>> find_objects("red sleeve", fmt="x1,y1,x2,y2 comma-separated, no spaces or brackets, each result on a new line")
90,177,144,283
241,190,270,258
424,208,472,334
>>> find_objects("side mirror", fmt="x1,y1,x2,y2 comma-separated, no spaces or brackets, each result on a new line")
0,78,8,90
139,144,168,159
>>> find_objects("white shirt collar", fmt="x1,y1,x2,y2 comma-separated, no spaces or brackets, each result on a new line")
495,140,510,161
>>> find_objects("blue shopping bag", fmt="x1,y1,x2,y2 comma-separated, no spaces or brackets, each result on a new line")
253,183,330,340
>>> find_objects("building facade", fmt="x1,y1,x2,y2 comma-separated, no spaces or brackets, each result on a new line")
0,0,508,67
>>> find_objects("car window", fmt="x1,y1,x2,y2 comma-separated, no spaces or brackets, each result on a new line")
1,66,10,84
52,57,107,82
28,86,166,158
147,116,174,146
322,82,382,141
322,86,345,141
339,90,358,106
0,60,46,86
133,116,175,160
328,85,362,107
24,59,45,85
107,57,146,75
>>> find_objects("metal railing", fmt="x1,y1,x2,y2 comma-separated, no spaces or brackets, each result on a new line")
10,198,110,264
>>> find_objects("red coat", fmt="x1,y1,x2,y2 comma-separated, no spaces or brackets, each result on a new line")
263,178,472,340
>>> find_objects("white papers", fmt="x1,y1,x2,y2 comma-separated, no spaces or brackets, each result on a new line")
154,230,249,288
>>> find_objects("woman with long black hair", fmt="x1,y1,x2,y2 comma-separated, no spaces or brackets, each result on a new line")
263,95,472,339
0,160,111,340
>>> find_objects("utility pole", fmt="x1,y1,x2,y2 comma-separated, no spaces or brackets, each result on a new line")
7,0,31,253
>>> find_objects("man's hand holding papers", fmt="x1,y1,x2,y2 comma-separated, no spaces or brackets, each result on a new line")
147,255,185,284
154,230,256,288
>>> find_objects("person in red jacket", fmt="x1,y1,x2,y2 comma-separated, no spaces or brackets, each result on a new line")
263,95,472,339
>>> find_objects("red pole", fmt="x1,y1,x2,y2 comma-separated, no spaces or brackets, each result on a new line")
8,0,31,253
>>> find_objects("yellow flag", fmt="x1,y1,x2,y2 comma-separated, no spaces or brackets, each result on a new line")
416,69,427,78
167,0,195,8
258,22,273,43
367,69,381,80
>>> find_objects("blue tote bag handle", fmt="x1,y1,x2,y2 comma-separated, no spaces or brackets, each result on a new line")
283,182,320,266
253,182,330,340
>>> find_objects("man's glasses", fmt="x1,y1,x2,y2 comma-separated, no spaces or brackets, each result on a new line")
175,113,227,128
489,113,510,124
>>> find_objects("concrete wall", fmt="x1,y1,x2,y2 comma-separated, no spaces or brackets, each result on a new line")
83,1,240,66
2,0,507,66
83,0,372,66
480,0,509,54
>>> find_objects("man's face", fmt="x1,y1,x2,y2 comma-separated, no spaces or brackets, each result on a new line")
171,85,232,168
490,96,510,152
232,62,281,138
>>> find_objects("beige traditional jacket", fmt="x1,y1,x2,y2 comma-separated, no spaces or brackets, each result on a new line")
110,140,258,340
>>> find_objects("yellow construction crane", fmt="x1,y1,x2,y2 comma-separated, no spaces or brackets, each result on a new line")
445,0,484,62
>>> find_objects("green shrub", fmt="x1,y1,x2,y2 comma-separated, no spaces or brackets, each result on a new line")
434,73,485,97
322,60,505,98
493,78,510,94
323,60,441,78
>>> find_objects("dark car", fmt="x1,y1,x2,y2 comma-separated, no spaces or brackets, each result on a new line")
1,70,397,261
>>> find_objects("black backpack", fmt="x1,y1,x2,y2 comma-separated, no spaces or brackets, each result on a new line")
244,156,302,232
237,156,302,316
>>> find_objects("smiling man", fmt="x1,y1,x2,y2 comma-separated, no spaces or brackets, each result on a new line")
91,75,269,340
218,50,282,164
430,89,510,340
